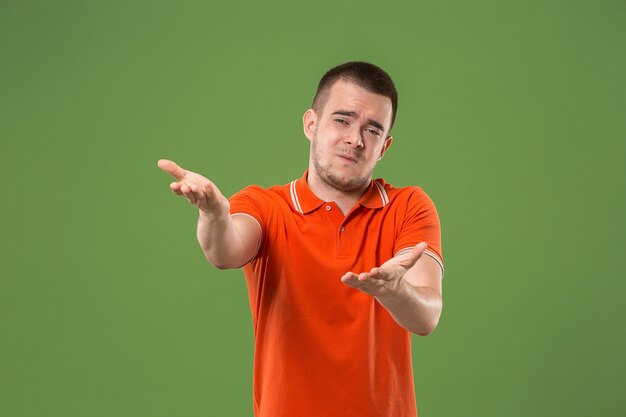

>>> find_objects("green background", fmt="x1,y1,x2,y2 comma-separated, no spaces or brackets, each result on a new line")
2,1,625,416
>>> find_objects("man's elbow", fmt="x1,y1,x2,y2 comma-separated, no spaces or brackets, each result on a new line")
203,253,241,270
413,319,440,336
413,304,443,336
414,326,437,336
212,262,233,270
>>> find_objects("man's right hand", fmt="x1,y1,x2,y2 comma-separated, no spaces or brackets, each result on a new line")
158,158,261,269
157,159,230,218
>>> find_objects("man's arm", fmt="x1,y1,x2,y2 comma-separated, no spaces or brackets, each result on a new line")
158,159,261,269
340,242,443,335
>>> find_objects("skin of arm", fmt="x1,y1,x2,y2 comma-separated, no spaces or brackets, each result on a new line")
196,211,261,269
159,159,441,327
158,159,261,269
340,242,443,336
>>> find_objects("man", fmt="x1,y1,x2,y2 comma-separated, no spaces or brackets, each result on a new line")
158,62,444,417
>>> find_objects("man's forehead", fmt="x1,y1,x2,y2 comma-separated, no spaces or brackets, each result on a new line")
324,80,393,126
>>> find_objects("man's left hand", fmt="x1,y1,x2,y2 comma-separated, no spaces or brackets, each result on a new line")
340,242,428,297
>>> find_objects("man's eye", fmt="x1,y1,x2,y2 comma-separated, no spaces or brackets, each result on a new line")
366,128,381,136
334,119,348,125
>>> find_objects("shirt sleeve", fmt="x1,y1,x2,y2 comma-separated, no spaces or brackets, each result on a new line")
393,187,444,273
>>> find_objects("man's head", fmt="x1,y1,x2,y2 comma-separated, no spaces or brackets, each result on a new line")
312,61,398,131
303,62,397,194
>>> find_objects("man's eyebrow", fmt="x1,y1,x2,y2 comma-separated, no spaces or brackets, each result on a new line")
331,110,385,131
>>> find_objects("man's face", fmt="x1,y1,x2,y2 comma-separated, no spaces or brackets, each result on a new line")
304,80,393,193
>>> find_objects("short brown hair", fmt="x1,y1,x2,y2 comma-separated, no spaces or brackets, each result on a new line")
312,61,398,131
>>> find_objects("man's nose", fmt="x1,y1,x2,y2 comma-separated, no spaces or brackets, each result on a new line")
345,128,364,148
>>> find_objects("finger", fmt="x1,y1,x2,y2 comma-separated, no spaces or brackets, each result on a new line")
368,267,392,281
184,194,198,205
190,184,210,207
180,185,198,204
170,182,183,195
340,272,358,283
203,181,220,200
188,184,201,202
158,159,187,180
408,242,428,263
200,182,223,207
398,242,428,269
342,274,366,289
195,188,212,211
413,242,428,255
369,267,381,277
203,182,215,199
189,183,200,195
358,272,371,281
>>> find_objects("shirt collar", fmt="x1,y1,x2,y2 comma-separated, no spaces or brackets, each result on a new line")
290,170,389,214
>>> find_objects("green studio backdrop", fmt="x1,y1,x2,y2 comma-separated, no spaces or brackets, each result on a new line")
1,1,625,416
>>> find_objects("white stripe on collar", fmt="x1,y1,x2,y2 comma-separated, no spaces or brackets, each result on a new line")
290,180,304,214
374,179,389,206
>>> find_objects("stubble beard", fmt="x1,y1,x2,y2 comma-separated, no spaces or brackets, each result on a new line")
311,138,372,193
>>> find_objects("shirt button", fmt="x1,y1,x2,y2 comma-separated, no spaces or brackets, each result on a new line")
325,205,331,211
340,226,345,232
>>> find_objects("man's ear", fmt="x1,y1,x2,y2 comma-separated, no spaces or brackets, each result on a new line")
303,108,317,141
378,136,393,160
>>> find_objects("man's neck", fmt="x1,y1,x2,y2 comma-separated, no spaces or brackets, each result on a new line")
306,170,370,216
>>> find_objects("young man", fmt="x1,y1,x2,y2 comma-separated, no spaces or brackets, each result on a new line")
158,62,444,417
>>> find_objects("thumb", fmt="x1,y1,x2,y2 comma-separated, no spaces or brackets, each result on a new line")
158,159,186,180
404,242,428,268
412,242,428,256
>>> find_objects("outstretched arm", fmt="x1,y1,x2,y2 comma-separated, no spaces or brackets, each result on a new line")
157,159,261,269
341,242,443,335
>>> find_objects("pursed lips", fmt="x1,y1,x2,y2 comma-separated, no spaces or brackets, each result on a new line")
337,153,358,164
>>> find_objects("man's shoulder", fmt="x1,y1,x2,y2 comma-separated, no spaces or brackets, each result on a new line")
376,178,433,205
231,181,291,198
229,181,293,208
228,181,295,220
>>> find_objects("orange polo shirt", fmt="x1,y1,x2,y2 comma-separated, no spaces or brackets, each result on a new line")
229,171,443,417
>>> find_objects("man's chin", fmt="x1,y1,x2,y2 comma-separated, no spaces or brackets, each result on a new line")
323,172,370,192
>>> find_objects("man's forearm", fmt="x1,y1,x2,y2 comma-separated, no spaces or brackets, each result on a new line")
196,211,248,269
375,281,443,336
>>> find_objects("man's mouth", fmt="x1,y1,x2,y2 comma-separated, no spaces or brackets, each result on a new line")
338,154,358,164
